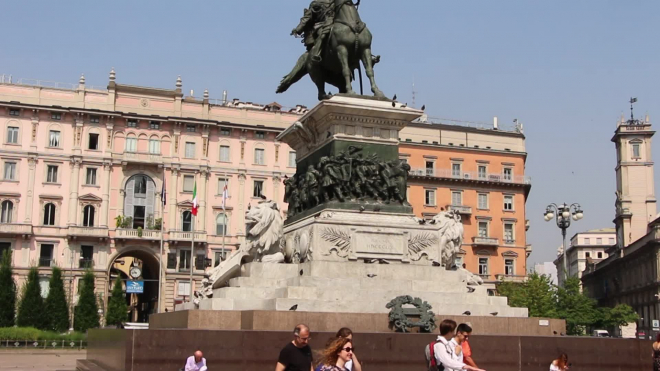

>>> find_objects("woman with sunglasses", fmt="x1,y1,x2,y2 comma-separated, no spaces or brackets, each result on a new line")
316,337,354,371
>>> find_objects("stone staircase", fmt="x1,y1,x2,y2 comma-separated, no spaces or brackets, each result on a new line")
197,261,528,317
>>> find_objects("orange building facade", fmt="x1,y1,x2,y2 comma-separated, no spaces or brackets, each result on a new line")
399,120,531,286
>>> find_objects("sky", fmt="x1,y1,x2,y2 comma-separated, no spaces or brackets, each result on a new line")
1,0,659,266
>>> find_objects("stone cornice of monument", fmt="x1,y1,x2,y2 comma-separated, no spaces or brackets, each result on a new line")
277,95,423,160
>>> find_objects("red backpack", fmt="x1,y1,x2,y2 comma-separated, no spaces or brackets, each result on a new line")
428,341,444,371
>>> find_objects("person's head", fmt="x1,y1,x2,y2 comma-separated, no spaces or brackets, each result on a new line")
194,350,203,363
293,324,311,348
336,327,353,340
318,336,352,367
455,323,472,344
556,353,568,368
439,319,458,339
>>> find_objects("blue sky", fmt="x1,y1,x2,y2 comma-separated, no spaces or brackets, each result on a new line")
1,0,659,266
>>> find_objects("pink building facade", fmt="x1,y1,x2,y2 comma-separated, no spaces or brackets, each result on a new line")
0,71,302,316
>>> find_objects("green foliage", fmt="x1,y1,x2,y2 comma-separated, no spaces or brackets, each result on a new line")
0,249,16,327
0,327,85,341
115,215,133,229
556,277,600,335
105,276,127,327
153,218,163,231
498,273,557,318
137,227,143,237
73,271,99,333
44,267,69,333
17,267,46,330
596,303,639,329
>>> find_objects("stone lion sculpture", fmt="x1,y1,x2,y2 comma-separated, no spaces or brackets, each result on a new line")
244,200,285,263
430,209,464,267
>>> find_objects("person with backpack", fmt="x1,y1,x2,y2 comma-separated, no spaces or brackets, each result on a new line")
425,320,485,371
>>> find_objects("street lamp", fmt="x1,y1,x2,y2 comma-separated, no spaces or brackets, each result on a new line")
544,203,584,284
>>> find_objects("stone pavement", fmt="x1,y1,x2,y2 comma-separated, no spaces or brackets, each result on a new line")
0,351,83,371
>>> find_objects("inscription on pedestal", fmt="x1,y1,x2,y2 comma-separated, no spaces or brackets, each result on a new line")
352,230,405,260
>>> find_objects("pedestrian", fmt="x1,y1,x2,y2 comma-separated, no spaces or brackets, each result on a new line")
653,334,660,371
549,353,569,371
314,328,361,371
446,323,472,371
276,324,314,371
315,337,353,371
425,319,484,371
460,323,478,369
182,350,207,371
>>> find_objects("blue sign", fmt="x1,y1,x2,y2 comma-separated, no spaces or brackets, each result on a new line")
126,280,144,294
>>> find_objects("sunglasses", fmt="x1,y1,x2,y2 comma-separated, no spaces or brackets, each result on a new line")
342,347,354,353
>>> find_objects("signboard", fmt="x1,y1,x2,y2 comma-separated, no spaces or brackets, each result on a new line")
653,320,659,329
126,280,144,294
538,320,549,327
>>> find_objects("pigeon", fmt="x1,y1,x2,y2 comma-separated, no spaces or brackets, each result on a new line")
327,131,332,138
373,205,381,212
367,274,377,278
421,105,426,111
299,269,304,276
247,204,251,210
260,194,267,200
391,101,396,108
401,103,407,108
359,205,365,212
490,312,498,316
393,94,397,101
462,311,471,316
289,304,298,311
553,331,558,335
467,287,475,293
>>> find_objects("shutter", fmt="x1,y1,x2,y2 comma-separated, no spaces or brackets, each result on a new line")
146,177,155,219
125,178,134,218
167,253,177,269
195,254,204,270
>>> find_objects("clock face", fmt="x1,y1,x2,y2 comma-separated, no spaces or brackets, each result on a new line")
130,267,142,279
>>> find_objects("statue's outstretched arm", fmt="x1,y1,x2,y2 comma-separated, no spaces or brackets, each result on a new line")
292,8,313,35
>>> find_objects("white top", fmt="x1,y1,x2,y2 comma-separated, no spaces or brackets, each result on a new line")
549,363,561,371
432,336,465,370
446,338,464,370
185,356,207,371
345,359,353,370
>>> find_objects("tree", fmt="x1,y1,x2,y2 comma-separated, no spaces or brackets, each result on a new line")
44,267,69,332
556,277,600,335
597,303,639,329
0,249,16,327
74,270,99,332
498,273,557,318
17,267,47,329
105,276,127,327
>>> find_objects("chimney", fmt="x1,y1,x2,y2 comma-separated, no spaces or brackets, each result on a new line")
222,90,228,105
190,89,194,97
493,116,499,130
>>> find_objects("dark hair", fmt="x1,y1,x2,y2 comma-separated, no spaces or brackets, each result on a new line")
439,319,457,335
336,327,353,338
316,337,351,368
557,353,568,369
656,333,660,342
457,323,472,334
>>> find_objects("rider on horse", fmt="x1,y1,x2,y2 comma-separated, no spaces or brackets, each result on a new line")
291,0,335,62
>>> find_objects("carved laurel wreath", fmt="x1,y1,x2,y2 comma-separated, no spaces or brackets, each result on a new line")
320,227,350,258
386,295,437,333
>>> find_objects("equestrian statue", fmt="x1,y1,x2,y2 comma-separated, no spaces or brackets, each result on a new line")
276,0,386,101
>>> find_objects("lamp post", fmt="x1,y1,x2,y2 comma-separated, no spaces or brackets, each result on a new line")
544,203,584,285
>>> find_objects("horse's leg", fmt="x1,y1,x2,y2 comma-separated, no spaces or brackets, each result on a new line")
336,45,355,95
361,47,385,98
307,63,330,100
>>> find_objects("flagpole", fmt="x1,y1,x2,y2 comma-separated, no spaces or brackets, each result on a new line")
189,214,194,303
158,167,165,313
222,173,227,257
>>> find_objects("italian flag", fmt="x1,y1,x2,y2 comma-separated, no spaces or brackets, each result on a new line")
191,181,198,216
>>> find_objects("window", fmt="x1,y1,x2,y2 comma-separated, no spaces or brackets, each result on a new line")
49,130,60,147
0,242,10,260
88,133,99,150
220,127,231,136
185,142,195,158
8,109,19,117
134,175,147,195
452,163,461,177
632,143,641,158
219,145,231,162
133,206,145,229
478,165,487,180
125,137,137,152
167,253,177,269
0,200,12,223
186,125,196,132
90,116,100,124
288,152,297,167
4,162,16,180
183,175,195,192
505,259,515,276
503,195,514,211
214,250,229,267
83,205,95,227
451,191,462,206
218,177,229,195
150,121,160,130
179,250,191,271
478,193,488,209
253,180,264,198
503,168,513,181
597,252,603,259
584,238,591,245
425,189,436,206
195,253,205,270
609,238,615,245
254,148,265,165
86,168,97,185
43,203,56,226
596,238,603,245
478,258,488,275
149,139,160,154
177,280,191,295
7,127,18,144
478,221,488,237
182,211,192,232
585,252,591,258
255,131,265,139
51,113,61,121
46,165,58,183
425,161,434,176
216,213,228,235
39,244,54,267
504,223,514,243
80,246,93,268
127,120,137,128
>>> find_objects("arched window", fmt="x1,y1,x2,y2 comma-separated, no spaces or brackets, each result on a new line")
216,213,228,235
83,205,95,227
134,175,147,196
43,203,56,226
0,201,12,223
182,211,192,232
148,136,160,154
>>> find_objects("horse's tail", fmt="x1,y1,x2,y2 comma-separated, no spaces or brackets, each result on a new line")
276,54,309,94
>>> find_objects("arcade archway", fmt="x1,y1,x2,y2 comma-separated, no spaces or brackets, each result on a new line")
108,248,161,323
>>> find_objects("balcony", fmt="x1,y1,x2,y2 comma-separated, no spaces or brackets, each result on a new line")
115,228,163,241
0,223,32,236
68,226,109,239
39,258,54,268
446,204,472,215
113,152,163,165
409,168,531,185
496,274,527,283
169,230,207,243
79,259,93,269
472,237,499,246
